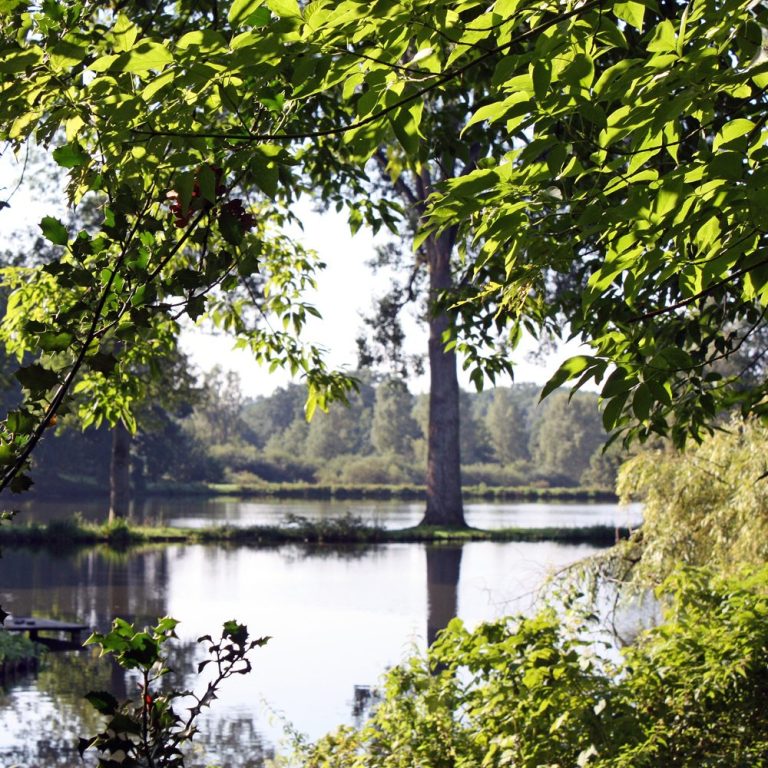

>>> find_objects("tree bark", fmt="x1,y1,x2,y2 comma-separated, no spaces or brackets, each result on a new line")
421,232,466,527
109,422,131,521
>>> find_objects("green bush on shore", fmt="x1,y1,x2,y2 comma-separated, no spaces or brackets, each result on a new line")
0,630,39,664
301,566,768,768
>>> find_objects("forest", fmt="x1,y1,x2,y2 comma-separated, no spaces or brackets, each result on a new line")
28,372,621,492
2,0,768,766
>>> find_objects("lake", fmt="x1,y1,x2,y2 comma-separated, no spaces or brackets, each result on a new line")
14,496,643,530
0,499,641,767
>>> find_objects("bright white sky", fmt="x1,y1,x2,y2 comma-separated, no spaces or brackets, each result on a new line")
0,151,582,399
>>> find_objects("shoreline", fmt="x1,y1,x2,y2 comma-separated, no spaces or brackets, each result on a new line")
28,481,618,503
0,518,634,548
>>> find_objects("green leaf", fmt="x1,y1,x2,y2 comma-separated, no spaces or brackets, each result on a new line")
123,42,172,73
6,410,36,434
50,38,89,70
0,46,42,73
176,30,227,52
198,164,217,204
38,331,74,352
540,355,593,401
532,61,551,101
713,119,755,151
113,13,139,52
15,364,61,393
614,1,645,31
218,208,245,245
52,142,89,169
0,444,16,465
39,217,69,245
602,392,629,431
228,0,265,25
85,691,119,715
266,0,301,19
186,295,206,320
631,382,652,421
94,43,172,74
87,352,118,375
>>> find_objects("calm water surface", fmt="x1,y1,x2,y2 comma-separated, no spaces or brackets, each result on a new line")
0,499,639,767
16,496,643,530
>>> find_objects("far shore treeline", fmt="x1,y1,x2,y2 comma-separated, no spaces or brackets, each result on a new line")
24,368,622,496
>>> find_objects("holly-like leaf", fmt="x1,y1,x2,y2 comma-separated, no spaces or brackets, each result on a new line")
52,142,89,168
39,216,69,245
6,410,36,434
15,364,61,393
85,691,120,715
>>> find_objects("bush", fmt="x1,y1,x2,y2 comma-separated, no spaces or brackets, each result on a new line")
210,444,317,483
460,462,530,486
314,454,417,485
0,630,39,663
301,566,768,768
618,417,768,583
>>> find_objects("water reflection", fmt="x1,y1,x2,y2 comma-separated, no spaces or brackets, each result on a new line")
426,546,462,646
15,496,642,530
0,539,600,767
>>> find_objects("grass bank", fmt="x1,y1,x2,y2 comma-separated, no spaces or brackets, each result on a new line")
139,481,617,503
0,516,631,549
29,477,617,503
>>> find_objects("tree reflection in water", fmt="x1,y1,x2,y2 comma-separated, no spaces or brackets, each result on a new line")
346,544,464,726
426,545,462,647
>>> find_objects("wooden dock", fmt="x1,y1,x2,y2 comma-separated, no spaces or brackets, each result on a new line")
4,616,90,649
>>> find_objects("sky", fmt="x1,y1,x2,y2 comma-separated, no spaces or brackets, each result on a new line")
0,149,583,400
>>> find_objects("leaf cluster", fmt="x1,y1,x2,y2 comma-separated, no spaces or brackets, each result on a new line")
79,616,269,767
302,565,768,767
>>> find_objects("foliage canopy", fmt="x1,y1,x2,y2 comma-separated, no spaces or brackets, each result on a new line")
2,0,768,497
619,416,768,583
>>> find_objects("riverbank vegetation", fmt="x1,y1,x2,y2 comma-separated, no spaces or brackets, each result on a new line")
22,377,626,501
0,515,626,548
0,630,38,666
301,566,768,768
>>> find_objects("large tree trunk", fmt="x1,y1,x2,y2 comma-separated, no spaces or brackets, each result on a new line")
421,232,465,527
109,422,131,521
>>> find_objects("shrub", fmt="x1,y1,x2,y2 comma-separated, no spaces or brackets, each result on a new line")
0,630,39,663
314,454,417,485
301,566,768,768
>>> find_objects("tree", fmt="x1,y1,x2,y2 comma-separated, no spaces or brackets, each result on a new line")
3,0,766,506
485,388,530,465
618,417,768,585
370,376,419,458
298,6,523,527
529,392,605,486
304,380,374,461
0,1,354,503
242,383,308,448
420,0,768,445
